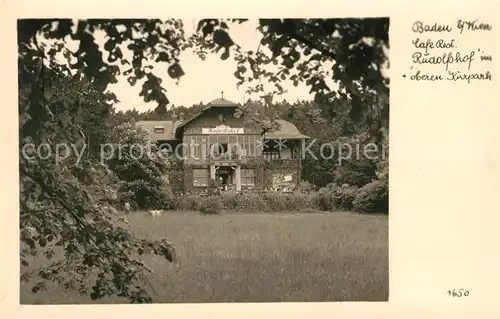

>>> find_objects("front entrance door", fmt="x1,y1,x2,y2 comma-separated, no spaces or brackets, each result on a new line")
216,166,233,190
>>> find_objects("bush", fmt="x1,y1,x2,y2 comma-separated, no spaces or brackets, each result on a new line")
230,192,267,212
331,184,358,210
317,183,359,211
221,191,239,210
296,180,314,193
352,179,388,214
174,191,321,213
171,183,388,215
334,160,377,187
176,194,200,211
199,196,223,215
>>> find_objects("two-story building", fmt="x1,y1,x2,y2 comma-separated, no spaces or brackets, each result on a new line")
136,97,309,193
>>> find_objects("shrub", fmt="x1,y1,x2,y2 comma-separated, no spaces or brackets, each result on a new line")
221,191,239,210
334,160,377,187
176,194,200,211
352,179,388,214
317,187,334,211
161,185,177,210
317,183,359,211
199,196,223,215
231,192,267,212
296,180,314,193
331,184,358,210
263,192,289,211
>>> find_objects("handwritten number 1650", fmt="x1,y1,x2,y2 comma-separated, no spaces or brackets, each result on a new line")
448,289,469,297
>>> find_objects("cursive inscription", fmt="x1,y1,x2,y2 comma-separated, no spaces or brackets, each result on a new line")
407,19,493,84
412,51,475,71
447,70,492,83
412,21,453,33
412,38,456,53
410,70,443,81
457,19,493,34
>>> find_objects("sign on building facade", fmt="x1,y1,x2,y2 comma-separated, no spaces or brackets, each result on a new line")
202,125,244,135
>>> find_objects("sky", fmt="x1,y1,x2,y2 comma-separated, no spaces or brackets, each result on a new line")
39,19,332,112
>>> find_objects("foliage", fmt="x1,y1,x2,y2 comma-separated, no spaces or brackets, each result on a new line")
334,160,377,187
317,183,358,211
176,191,321,213
296,180,314,192
18,18,388,129
174,185,389,214
19,56,175,303
105,122,172,210
352,179,388,214
199,196,223,215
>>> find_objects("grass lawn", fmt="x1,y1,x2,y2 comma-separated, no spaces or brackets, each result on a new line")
20,210,388,303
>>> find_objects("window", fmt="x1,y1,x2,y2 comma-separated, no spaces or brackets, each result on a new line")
254,135,263,156
187,136,204,159
154,126,165,134
193,168,209,186
263,139,280,160
210,143,226,158
238,135,258,157
241,168,255,186
263,150,280,160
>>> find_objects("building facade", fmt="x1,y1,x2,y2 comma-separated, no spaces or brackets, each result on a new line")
136,98,309,193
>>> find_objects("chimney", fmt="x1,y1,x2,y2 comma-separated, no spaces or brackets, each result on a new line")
179,112,185,121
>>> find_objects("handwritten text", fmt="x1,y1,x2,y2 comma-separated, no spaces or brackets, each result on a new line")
406,19,493,84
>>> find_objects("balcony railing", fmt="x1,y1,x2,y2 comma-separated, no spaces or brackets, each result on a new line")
263,151,299,162
263,152,280,161
212,152,241,160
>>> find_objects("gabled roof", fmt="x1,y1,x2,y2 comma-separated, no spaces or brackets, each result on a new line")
137,119,309,140
136,97,308,141
176,98,240,134
264,120,309,139
135,120,182,140
206,98,239,108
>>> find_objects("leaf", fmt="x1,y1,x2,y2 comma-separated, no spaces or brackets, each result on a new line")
127,76,137,86
38,238,47,247
271,36,288,58
104,39,116,52
202,23,214,37
155,52,169,63
237,65,246,73
167,63,185,79
213,29,234,48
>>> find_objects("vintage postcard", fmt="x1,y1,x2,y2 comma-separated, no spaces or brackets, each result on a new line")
1,0,498,318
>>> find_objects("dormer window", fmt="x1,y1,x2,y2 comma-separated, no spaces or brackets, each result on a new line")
218,114,226,122
154,126,165,134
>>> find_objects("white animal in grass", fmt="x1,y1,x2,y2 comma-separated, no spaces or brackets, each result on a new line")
124,202,131,214
148,210,162,217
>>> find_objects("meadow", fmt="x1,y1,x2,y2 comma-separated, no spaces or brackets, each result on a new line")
20,210,389,303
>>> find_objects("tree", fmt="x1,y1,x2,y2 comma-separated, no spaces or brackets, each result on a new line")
19,51,175,303
18,18,389,302
105,122,172,210
18,18,388,125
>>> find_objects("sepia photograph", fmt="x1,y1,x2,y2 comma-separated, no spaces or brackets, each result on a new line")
18,18,390,304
